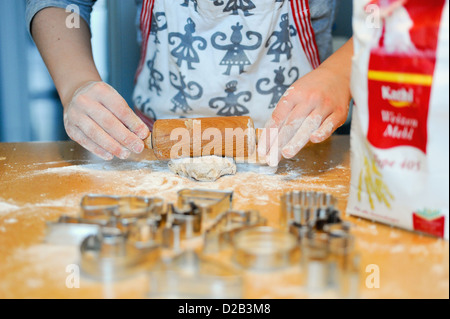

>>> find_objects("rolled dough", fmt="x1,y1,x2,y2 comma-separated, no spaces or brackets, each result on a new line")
168,156,236,182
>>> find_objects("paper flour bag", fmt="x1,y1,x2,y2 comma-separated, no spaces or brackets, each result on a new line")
347,0,449,239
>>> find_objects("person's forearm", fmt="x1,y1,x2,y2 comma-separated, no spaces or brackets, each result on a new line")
30,7,150,160
317,37,354,103
31,7,101,107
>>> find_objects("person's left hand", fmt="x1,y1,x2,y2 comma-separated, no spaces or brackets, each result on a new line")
257,65,351,167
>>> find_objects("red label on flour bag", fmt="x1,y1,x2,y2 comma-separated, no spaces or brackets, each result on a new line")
366,0,445,153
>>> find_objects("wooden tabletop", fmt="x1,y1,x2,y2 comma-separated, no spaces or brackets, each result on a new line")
0,136,448,299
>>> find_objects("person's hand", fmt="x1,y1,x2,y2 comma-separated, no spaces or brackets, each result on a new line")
63,81,150,160
257,66,351,167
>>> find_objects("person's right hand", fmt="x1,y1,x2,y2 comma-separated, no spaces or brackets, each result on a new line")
63,81,150,160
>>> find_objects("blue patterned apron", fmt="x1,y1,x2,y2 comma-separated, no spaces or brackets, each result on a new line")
133,0,321,129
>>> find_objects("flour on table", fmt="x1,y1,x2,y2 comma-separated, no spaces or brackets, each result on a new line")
168,156,236,182
12,155,350,208
0,202,19,215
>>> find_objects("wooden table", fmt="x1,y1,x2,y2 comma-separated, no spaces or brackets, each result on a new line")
0,136,448,299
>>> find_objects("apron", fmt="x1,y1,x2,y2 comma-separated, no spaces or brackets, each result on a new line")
132,0,321,129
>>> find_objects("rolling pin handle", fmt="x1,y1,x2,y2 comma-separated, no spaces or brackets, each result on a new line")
144,132,153,150
255,128,262,145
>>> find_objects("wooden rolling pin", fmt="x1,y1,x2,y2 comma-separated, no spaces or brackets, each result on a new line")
143,116,260,160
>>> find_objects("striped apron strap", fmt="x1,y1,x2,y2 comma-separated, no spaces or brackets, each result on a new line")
135,0,156,82
290,0,321,69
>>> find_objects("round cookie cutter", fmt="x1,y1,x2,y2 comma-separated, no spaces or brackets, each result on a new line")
232,226,299,271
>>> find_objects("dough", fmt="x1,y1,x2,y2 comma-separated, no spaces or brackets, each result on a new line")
168,156,236,182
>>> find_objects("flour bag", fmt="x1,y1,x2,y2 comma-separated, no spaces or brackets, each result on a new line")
347,0,449,239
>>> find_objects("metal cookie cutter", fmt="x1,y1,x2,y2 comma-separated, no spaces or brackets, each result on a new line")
46,195,165,246
280,191,341,241
301,231,331,295
172,202,202,239
162,203,202,250
232,226,300,271
80,194,165,231
301,222,357,298
127,216,164,249
280,191,317,229
177,189,233,222
203,210,267,253
323,222,356,273
324,222,360,299
45,213,146,245
313,193,341,231
80,226,160,281
45,216,102,245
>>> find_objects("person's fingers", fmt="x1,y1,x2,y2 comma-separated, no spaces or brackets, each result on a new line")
257,127,270,160
90,82,150,140
257,87,296,159
65,126,113,161
310,112,345,144
84,101,145,154
275,101,316,148
266,93,334,166
281,112,324,159
75,114,132,160
265,116,305,167
71,81,149,155
257,126,279,164
269,87,296,127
